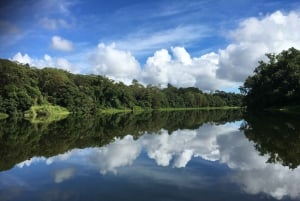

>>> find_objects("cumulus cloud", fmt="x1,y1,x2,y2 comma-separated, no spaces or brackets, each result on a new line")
217,11,300,82
89,43,141,84
171,46,192,65
12,52,32,64
51,35,73,51
143,47,235,90
11,11,300,90
12,52,78,73
88,11,300,89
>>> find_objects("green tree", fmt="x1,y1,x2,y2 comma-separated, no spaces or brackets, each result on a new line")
240,47,300,109
0,59,243,115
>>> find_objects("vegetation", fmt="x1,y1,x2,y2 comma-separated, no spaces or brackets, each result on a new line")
0,59,243,116
24,104,70,123
240,47,300,110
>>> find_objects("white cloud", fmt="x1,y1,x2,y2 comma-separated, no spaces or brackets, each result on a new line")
217,11,300,82
51,35,73,51
12,52,78,73
11,11,300,90
142,47,235,90
89,43,141,84
12,52,32,64
116,25,210,56
115,10,300,89
171,46,192,65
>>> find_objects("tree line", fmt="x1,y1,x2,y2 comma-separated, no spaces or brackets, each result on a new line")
0,59,243,115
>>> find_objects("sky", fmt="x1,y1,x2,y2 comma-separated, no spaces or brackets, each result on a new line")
1,0,300,91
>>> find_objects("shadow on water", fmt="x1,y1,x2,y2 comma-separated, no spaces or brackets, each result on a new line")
0,110,242,171
241,111,300,169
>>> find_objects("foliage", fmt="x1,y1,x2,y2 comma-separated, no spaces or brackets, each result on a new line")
240,47,300,109
24,104,70,123
0,59,243,115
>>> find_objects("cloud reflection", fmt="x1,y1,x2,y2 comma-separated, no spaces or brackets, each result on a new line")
88,135,141,174
54,168,75,183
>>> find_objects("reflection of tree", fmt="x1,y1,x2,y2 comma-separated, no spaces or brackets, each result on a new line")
0,110,242,171
241,112,300,169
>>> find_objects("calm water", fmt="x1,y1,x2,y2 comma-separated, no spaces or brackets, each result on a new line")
0,110,300,201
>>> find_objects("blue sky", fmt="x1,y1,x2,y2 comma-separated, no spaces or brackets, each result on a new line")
1,0,300,91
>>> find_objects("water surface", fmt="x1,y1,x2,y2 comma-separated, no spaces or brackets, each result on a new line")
0,110,299,201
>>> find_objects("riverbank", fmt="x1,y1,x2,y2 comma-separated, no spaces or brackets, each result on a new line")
24,105,70,123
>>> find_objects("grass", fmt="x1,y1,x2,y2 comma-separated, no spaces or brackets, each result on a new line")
0,113,9,120
24,104,70,123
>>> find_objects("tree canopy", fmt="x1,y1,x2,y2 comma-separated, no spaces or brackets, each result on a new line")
240,47,300,109
0,59,243,115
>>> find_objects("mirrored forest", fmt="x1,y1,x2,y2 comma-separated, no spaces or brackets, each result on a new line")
0,110,242,171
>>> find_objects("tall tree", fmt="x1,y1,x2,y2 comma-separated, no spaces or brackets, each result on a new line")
240,47,300,109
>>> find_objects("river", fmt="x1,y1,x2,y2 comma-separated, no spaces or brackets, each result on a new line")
0,110,299,201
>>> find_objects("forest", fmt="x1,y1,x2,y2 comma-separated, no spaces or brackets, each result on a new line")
240,47,300,110
0,59,243,116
